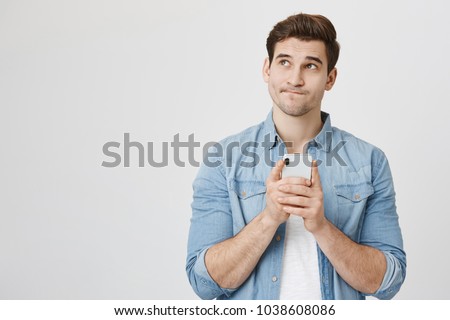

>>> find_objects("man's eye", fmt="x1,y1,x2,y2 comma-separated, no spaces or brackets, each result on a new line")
306,64,318,69
280,60,290,66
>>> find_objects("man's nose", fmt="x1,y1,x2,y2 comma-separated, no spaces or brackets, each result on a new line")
288,69,304,87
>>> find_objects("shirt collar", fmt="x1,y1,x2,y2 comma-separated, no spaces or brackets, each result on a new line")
314,111,332,153
262,110,278,149
263,109,333,152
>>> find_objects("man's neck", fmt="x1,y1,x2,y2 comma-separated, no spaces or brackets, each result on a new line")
273,107,323,154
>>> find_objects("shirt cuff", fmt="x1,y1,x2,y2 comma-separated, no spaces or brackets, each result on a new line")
193,248,238,299
371,251,405,299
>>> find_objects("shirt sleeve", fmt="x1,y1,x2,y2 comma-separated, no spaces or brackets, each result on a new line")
185,149,238,299
360,151,407,299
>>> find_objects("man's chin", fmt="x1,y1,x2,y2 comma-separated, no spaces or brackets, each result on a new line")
279,106,312,117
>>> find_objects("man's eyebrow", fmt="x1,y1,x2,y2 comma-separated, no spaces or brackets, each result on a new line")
306,56,323,65
275,53,292,59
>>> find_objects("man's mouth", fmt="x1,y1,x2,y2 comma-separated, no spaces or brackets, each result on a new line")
282,90,306,95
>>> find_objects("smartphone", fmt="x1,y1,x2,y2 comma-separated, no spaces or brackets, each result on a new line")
281,153,312,179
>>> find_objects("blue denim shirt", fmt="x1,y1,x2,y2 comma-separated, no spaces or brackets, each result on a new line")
186,111,406,300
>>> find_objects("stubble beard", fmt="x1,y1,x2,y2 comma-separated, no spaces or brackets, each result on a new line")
277,102,314,117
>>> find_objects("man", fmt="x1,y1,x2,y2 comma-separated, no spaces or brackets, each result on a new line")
186,13,406,300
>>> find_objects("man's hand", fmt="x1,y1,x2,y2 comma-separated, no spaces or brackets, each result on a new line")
204,159,297,289
277,160,327,233
275,160,387,294
263,159,291,226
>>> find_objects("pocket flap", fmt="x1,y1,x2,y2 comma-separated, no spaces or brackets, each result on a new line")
231,180,266,200
334,182,374,202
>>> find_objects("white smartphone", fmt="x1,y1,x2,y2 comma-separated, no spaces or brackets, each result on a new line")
281,153,312,179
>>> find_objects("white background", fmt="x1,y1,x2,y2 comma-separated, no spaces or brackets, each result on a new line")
1,0,449,299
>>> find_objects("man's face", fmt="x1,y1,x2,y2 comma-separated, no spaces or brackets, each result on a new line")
263,37,337,117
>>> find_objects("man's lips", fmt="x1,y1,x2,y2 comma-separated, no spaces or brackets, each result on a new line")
282,90,307,95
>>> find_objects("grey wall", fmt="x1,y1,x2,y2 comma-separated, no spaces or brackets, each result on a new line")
1,0,449,299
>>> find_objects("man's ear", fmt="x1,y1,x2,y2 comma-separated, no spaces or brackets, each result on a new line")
262,57,270,83
325,67,337,91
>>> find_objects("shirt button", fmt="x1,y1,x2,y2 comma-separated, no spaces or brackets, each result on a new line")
272,276,278,282
241,191,246,197
275,235,281,241
354,194,360,200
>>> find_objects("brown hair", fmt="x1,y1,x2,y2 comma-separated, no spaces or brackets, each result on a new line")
266,13,340,73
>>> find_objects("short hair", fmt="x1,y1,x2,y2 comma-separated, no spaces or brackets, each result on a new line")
266,13,340,73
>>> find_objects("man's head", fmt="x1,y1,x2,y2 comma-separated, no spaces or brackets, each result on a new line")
263,13,339,118
266,13,340,74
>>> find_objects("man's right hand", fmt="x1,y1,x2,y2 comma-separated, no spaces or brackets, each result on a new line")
205,159,301,290
263,159,291,225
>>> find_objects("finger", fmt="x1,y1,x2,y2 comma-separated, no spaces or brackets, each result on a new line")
283,205,307,218
281,176,311,186
311,160,322,189
267,159,284,182
278,184,311,197
278,195,309,207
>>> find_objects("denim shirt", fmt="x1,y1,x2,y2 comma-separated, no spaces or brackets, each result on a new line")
186,111,406,300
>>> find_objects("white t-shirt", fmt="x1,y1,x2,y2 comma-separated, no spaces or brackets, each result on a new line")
279,215,322,299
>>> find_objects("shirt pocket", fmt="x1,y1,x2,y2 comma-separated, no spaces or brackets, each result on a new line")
230,179,266,225
333,181,374,239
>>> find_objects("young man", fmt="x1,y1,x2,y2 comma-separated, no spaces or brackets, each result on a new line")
186,13,406,300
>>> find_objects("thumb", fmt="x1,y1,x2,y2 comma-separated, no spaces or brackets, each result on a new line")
311,160,322,188
268,159,284,182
